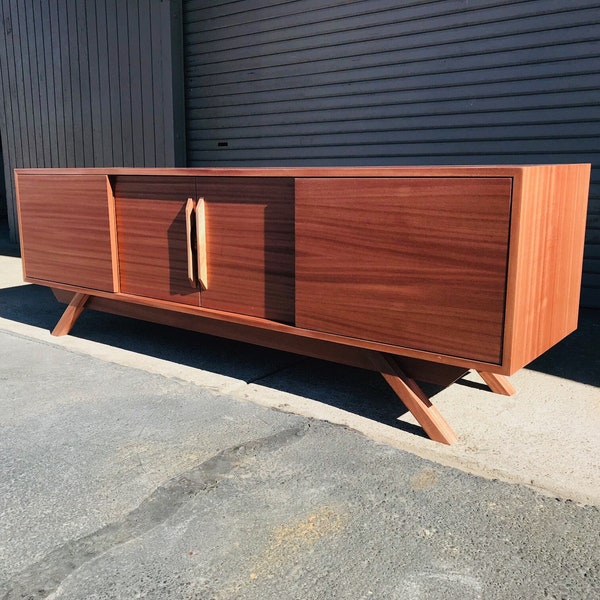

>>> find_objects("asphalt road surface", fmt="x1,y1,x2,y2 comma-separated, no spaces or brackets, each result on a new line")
1,330,598,599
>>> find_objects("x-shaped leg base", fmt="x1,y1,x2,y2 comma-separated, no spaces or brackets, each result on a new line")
370,353,515,445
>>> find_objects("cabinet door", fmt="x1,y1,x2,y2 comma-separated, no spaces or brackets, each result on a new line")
198,177,295,323
16,174,116,291
295,177,512,364
115,176,200,306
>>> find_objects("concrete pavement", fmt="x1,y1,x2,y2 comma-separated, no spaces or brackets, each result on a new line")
1,224,599,598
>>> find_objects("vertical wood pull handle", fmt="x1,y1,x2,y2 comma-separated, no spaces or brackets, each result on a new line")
185,197,196,286
196,197,208,290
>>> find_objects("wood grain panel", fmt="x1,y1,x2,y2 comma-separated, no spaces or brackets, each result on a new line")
296,177,512,363
115,176,200,306
504,164,591,372
199,177,295,323
16,174,115,291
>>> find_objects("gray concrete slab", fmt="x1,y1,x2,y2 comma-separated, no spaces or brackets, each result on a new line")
1,223,599,598
0,330,599,599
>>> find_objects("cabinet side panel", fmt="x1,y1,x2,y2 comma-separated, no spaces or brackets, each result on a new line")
16,174,115,291
505,164,591,372
296,177,511,364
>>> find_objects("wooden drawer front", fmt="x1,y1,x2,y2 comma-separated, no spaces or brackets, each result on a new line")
295,177,512,363
17,174,115,291
199,177,295,323
115,176,201,306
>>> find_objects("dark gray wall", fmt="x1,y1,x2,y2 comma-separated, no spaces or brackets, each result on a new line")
183,0,600,307
0,0,186,243
0,136,6,218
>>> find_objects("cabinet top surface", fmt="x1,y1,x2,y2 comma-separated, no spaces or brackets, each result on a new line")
14,164,590,178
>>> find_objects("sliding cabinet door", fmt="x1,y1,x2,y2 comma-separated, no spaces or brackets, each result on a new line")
198,177,295,323
115,176,201,306
16,174,116,291
295,177,512,363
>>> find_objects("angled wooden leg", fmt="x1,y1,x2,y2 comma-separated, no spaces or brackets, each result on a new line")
477,371,516,396
369,352,458,445
51,292,90,336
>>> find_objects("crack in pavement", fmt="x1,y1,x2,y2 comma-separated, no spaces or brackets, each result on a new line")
1,424,308,600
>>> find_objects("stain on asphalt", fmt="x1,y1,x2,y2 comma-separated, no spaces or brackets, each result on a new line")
1,425,308,600
410,467,439,491
249,507,349,581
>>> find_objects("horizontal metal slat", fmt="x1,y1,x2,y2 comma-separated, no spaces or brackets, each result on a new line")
189,69,600,113
187,107,600,141
187,3,598,60
187,90,600,129
188,50,600,99
187,141,600,160
186,20,598,72
189,127,600,153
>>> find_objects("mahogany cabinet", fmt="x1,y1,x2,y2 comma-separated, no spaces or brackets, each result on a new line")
15,165,591,444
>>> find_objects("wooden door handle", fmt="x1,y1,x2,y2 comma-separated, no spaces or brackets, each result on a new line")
195,197,208,290
185,197,196,286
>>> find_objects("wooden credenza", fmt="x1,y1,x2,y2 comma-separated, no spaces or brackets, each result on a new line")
15,165,591,444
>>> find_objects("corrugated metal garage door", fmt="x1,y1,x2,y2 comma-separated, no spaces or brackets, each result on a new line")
183,0,600,307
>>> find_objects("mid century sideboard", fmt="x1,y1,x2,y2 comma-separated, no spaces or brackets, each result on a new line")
15,165,591,444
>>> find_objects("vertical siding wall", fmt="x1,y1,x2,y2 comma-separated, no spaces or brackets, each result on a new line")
0,0,185,243
184,0,600,307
